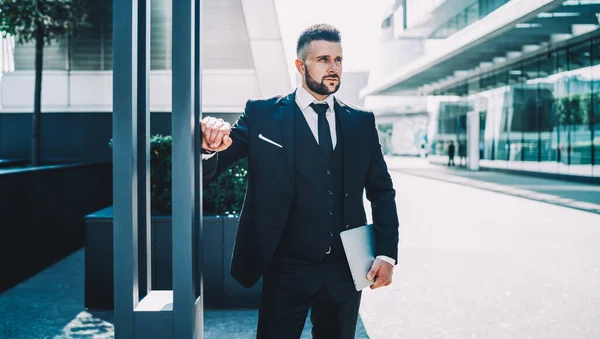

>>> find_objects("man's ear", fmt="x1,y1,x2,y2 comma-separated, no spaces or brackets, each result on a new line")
294,59,305,75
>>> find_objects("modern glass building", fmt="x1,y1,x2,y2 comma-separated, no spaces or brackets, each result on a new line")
363,0,600,177
0,0,289,163
435,37,600,176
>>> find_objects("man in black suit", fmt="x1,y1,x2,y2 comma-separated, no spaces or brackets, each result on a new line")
448,141,456,166
201,24,399,339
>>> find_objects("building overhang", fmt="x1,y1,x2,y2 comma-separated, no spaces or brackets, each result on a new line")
361,0,600,97
364,95,428,116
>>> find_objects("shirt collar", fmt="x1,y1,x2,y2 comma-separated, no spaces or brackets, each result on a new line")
296,85,335,112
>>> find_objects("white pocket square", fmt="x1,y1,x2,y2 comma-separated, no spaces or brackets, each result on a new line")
258,134,283,148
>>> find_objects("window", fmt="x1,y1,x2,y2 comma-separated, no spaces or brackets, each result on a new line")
429,0,511,39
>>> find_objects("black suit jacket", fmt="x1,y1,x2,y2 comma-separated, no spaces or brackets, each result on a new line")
203,91,399,288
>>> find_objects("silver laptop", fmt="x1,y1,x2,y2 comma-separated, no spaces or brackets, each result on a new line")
340,224,375,291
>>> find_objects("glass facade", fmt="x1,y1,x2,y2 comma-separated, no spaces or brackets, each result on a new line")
431,35,600,177
430,0,512,39
13,0,114,71
12,0,255,71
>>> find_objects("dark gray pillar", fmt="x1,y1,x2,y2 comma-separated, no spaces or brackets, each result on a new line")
138,0,151,301
114,0,203,336
194,0,204,300
112,0,140,337
172,0,204,337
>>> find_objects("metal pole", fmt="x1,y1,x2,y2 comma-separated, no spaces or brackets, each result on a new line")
402,0,407,30
113,0,139,337
172,0,203,336
137,0,151,302
194,0,204,301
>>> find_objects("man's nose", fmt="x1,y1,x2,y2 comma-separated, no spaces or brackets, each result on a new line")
327,61,339,73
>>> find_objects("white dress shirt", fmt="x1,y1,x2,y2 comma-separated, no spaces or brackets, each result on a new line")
294,85,338,148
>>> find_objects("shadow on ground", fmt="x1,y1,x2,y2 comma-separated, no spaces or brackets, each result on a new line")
0,250,369,338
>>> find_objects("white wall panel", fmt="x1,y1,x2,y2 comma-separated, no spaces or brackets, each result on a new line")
249,40,291,97
1,71,68,110
0,70,260,113
69,72,113,108
241,0,291,96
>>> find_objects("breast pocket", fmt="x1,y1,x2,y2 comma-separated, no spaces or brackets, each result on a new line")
252,133,286,172
257,133,284,150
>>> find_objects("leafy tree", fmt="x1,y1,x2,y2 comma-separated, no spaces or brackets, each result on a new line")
0,0,90,165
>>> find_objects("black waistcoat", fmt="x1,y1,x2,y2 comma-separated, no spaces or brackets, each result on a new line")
276,103,345,262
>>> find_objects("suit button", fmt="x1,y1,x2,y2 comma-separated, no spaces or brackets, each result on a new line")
329,232,334,237
345,224,349,229
327,190,333,196
325,169,331,175
344,193,349,198
328,210,333,216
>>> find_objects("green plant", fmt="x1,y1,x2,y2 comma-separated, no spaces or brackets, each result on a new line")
110,135,247,216
149,135,173,215
202,156,248,216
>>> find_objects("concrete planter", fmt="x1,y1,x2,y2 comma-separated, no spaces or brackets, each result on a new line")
84,207,261,310
0,162,112,293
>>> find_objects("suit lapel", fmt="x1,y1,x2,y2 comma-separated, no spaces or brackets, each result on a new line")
275,92,296,184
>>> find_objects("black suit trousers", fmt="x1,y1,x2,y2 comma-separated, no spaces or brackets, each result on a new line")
257,253,362,339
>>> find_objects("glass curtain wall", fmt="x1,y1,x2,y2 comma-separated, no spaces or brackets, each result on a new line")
432,35,600,177
12,0,174,71
430,0,512,39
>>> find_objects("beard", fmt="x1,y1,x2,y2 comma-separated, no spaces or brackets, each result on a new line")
305,68,341,96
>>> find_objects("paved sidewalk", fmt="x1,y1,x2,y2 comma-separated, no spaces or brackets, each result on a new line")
359,168,600,338
4,156,599,338
0,249,368,338
385,156,600,215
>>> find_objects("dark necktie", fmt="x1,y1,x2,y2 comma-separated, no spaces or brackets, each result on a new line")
310,102,333,155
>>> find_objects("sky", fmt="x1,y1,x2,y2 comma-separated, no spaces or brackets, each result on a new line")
273,0,394,84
